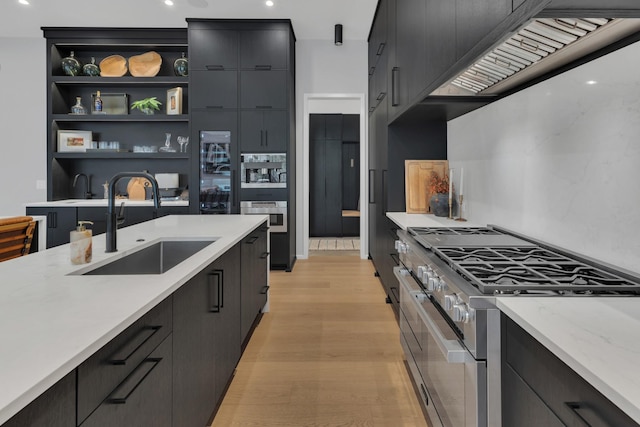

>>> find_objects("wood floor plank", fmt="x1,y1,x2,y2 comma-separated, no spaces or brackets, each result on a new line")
211,255,429,427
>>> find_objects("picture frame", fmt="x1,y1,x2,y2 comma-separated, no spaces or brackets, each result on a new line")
57,130,92,152
166,87,183,115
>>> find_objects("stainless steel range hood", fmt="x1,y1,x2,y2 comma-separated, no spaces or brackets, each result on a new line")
431,18,640,96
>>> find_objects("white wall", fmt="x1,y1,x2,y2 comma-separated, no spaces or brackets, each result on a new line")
0,37,47,215
448,40,640,275
295,39,368,258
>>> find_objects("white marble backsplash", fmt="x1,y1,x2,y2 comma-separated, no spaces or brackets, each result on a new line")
448,40,640,275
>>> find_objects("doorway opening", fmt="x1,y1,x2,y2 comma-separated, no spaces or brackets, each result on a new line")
309,114,360,254
300,94,367,260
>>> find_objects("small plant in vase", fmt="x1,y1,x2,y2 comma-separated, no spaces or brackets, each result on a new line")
428,171,456,217
131,97,162,115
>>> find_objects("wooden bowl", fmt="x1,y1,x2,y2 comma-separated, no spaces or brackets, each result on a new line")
128,51,162,77
99,55,128,77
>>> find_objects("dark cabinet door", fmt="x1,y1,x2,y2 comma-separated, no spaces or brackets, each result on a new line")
263,110,288,151
425,0,456,86
190,70,238,109
172,268,216,427
390,0,427,114
342,114,360,142
26,207,77,248
173,243,242,427
240,223,268,344
211,243,242,405
240,110,287,152
240,30,289,69
80,336,172,427
324,139,343,236
269,232,288,269
455,0,511,60
189,29,238,70
3,371,75,427
239,70,287,109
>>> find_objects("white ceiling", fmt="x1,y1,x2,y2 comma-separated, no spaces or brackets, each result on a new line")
1,0,378,40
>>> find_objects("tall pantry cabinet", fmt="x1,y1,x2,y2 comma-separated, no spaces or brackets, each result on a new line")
188,20,297,271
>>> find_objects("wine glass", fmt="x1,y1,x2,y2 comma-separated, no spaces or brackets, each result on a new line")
177,136,187,153
160,133,175,152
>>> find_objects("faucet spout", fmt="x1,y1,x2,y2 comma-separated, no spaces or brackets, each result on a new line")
73,173,92,199
106,172,161,253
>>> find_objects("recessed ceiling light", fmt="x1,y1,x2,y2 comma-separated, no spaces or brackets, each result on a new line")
266,0,274,6
586,80,597,85
164,0,174,5
19,0,30,5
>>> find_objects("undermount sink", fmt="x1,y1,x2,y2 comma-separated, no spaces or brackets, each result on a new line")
80,239,217,275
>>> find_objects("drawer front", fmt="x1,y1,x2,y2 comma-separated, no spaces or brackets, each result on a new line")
77,297,172,424
504,317,638,427
79,335,172,427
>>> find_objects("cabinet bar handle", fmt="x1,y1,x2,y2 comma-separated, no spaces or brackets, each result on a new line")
232,169,237,209
369,66,375,76
109,326,161,365
260,285,270,294
208,269,224,312
376,92,385,101
206,106,224,109
369,169,375,204
260,130,264,146
420,383,429,405
265,130,269,146
391,67,399,107
260,251,269,259
376,42,385,56
108,358,162,404
254,65,272,70
564,402,594,426
246,236,259,244
206,65,224,70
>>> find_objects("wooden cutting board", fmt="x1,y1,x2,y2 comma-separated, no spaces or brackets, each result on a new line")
405,160,448,214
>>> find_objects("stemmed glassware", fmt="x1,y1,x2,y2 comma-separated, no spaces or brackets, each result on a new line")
177,136,189,153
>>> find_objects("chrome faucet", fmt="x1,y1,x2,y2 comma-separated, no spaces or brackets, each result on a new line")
73,173,92,199
106,172,161,253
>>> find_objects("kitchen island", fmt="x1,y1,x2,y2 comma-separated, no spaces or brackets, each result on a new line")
0,214,267,425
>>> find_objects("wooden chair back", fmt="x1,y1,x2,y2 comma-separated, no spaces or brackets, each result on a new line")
0,216,37,262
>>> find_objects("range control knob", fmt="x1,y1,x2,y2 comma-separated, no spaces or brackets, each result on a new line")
427,276,440,292
453,303,474,323
395,241,408,254
426,267,435,279
417,266,428,283
444,294,458,311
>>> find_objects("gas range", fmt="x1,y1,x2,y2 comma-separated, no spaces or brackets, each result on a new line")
394,225,640,427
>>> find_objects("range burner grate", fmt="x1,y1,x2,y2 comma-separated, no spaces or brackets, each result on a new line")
436,246,640,294
410,227,502,236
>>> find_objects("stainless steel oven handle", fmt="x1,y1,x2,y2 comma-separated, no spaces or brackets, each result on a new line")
395,268,472,364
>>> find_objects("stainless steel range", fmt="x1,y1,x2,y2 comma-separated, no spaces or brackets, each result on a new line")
394,225,640,427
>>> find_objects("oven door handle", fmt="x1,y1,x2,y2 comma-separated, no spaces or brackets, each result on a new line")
395,268,473,364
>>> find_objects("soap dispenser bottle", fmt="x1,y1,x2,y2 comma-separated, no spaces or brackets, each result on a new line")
70,221,93,265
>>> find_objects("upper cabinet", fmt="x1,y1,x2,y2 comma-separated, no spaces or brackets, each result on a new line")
240,30,289,69
189,30,238,70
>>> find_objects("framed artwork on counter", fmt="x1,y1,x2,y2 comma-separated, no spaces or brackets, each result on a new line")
167,87,183,115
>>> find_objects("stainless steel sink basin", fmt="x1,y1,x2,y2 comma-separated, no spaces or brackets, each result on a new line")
81,240,216,275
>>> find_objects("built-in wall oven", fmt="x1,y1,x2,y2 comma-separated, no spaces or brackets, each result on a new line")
240,201,287,233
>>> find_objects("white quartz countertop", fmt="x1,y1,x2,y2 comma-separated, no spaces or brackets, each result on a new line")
497,297,640,423
0,214,267,425
386,211,480,230
25,199,188,207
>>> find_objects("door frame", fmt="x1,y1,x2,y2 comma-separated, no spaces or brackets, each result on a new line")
299,93,368,259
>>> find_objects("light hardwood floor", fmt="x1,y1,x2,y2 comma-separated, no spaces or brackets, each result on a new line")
211,255,429,426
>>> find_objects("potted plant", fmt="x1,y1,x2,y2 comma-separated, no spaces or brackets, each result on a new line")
131,97,162,115
428,171,456,217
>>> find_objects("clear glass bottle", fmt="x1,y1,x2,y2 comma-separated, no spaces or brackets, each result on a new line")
70,97,87,115
93,90,103,114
